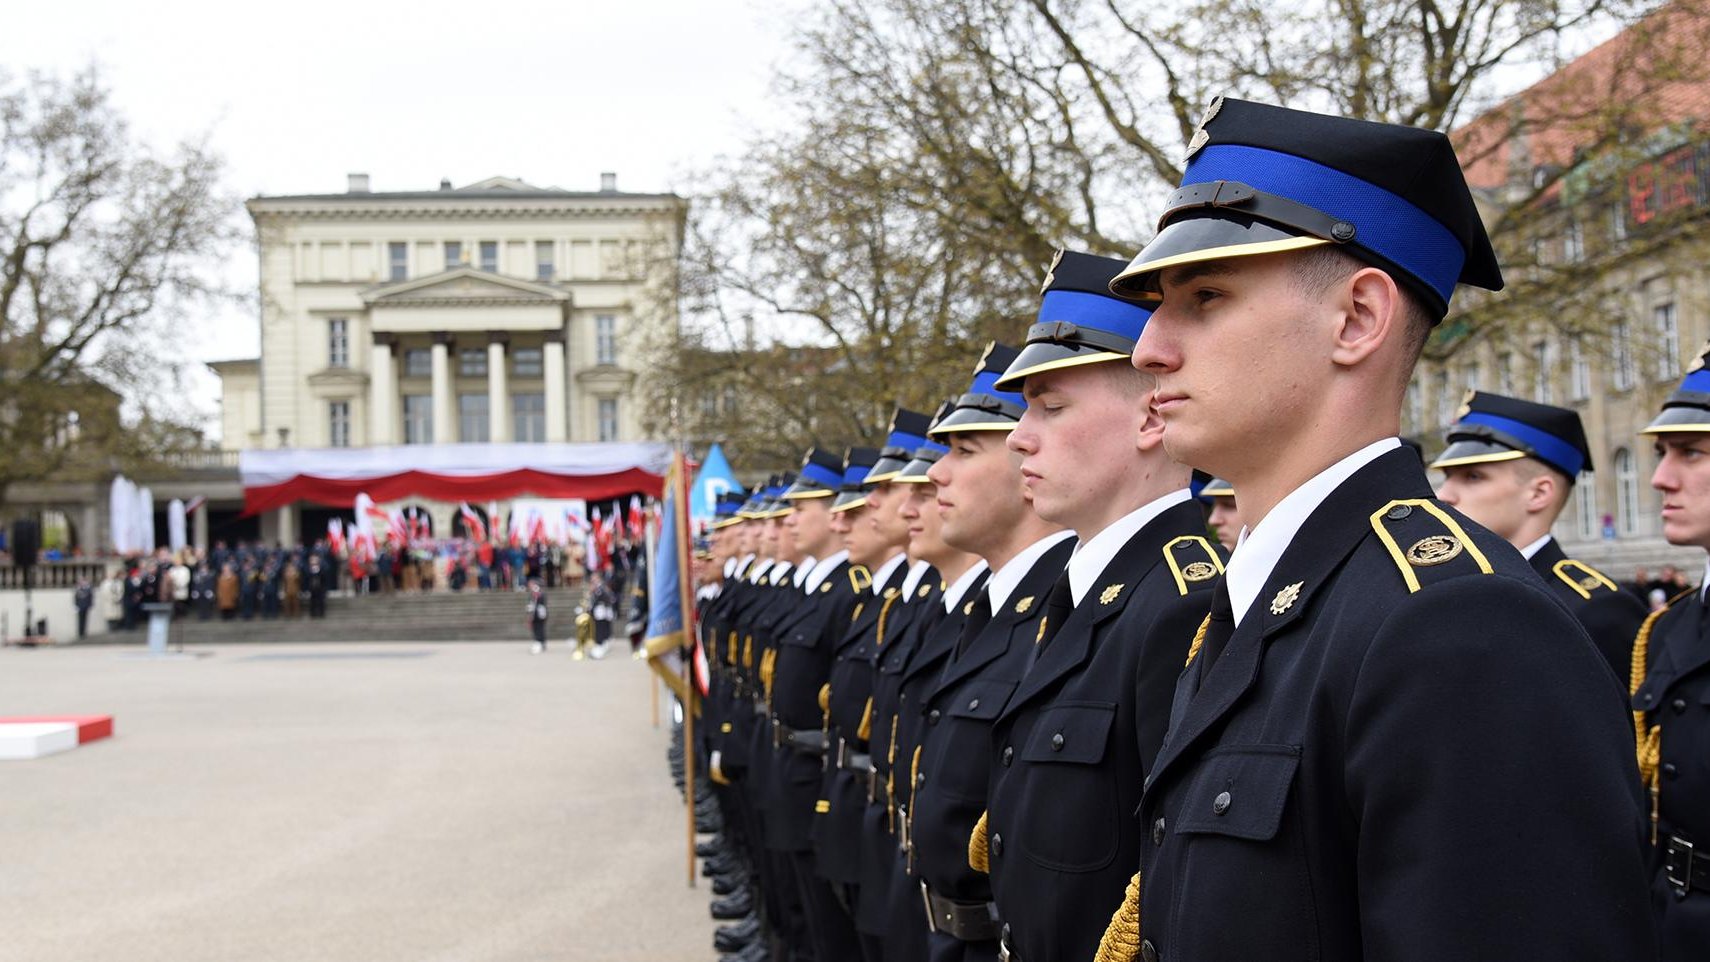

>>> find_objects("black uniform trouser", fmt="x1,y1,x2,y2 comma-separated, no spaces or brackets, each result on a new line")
76,610,88,638
793,850,862,962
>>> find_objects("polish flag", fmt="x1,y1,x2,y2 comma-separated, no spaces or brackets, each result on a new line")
458,502,487,543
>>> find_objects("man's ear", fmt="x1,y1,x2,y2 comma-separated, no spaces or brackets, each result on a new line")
1525,471,1560,516
1137,394,1167,454
1329,267,1402,369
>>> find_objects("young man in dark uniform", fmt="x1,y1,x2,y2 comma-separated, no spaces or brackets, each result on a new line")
1634,343,1710,962
1434,391,1646,678
1101,97,1653,962
914,344,1075,962
979,250,1221,962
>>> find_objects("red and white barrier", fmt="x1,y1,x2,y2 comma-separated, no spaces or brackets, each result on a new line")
0,715,114,760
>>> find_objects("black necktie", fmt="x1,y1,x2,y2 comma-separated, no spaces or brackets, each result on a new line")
955,592,993,659
1023,571,1075,673
1197,576,1235,673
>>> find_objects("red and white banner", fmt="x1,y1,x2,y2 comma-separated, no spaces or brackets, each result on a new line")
238,442,671,515
458,502,488,543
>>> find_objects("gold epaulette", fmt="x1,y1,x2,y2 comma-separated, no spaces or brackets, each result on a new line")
1163,535,1224,596
1553,558,1619,599
848,565,873,594
1368,499,1493,593
1093,872,1143,962
968,810,990,873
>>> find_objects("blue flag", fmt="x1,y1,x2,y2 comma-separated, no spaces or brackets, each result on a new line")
689,444,741,529
645,454,691,701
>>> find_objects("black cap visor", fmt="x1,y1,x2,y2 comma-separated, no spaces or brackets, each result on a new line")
1430,439,1527,470
993,339,1129,391
1111,212,1326,300
1642,401,1710,435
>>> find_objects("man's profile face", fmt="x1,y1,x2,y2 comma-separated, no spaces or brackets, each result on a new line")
1436,462,1531,543
1133,251,1329,474
927,431,1027,555
1008,364,1152,527
1207,495,1242,551
1653,434,1710,551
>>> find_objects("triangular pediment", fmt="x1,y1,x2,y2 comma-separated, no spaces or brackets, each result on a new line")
361,267,569,306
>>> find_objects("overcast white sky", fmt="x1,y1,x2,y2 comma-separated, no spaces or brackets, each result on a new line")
0,0,794,434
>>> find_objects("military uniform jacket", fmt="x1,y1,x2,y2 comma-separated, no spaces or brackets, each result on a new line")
1632,588,1710,961
765,560,862,852
814,560,910,883
912,538,1074,903
985,501,1220,962
1530,537,1648,682
856,574,942,937
1134,449,1654,962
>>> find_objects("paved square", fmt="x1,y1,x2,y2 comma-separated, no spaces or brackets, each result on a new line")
0,642,716,962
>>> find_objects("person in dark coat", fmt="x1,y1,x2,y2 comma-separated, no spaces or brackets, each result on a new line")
306,558,327,618
526,579,548,654
73,578,94,638
912,346,1076,962
239,563,260,620
1099,97,1653,962
1633,341,1710,962
980,252,1222,962
216,563,239,620
1435,391,1648,680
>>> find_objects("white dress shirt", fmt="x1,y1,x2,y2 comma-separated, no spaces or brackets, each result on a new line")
804,550,850,593
869,552,909,594
1067,489,1195,606
1519,534,1553,561
1227,437,1402,627
900,560,934,600
985,531,1076,612
942,560,991,613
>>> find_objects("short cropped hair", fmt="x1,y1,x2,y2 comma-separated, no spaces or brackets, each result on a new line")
1290,247,1434,367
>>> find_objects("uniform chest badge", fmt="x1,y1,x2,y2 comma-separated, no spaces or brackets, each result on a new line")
884,587,899,600
1014,595,1034,614
918,584,932,599
964,600,975,616
820,582,832,594
1099,584,1124,605
1405,535,1463,567
1181,562,1217,583
1270,581,1304,615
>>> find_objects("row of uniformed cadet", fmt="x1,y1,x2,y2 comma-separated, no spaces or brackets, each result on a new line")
688,95,1705,962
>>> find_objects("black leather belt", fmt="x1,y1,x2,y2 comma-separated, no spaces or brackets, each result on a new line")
920,882,1002,942
997,923,1021,962
834,738,871,773
1666,835,1709,897
773,720,827,755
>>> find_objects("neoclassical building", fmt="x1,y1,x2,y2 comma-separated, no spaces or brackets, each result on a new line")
208,173,684,543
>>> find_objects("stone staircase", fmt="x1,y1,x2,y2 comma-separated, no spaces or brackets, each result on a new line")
85,586,594,645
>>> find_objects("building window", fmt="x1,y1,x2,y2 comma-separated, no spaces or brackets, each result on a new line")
444,241,463,269
479,240,498,273
1570,335,1591,401
459,393,489,442
513,347,543,378
458,348,487,378
403,394,433,444
1612,321,1635,391
536,240,554,281
595,314,618,365
329,400,351,448
403,348,432,379
1532,339,1552,404
1575,479,1599,541
388,242,408,281
1656,302,1680,379
513,393,545,442
1564,221,1585,263
598,397,619,442
1496,352,1514,395
328,317,349,368
1615,447,1639,535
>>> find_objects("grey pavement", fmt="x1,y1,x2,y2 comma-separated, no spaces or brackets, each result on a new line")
0,641,719,962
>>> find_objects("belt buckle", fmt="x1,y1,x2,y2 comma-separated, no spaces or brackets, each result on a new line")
1667,836,1695,895
920,881,939,933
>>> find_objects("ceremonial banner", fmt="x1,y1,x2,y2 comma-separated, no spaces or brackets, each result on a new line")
643,453,694,703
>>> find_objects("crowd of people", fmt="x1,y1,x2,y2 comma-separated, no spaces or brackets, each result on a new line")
672,100,1701,962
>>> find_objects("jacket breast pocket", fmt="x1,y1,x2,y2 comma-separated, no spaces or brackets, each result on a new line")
1019,701,1115,766
1173,743,1300,841
946,679,1015,723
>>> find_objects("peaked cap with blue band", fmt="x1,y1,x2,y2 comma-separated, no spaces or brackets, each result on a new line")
1200,475,1235,498
928,342,1027,436
760,473,798,518
710,488,750,530
832,447,883,513
866,409,935,483
1110,97,1503,318
783,448,844,500
1431,391,1590,479
738,475,777,518
898,401,956,482
1643,340,1710,435
996,250,1154,390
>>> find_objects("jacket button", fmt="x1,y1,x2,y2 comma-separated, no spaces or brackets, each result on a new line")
1001,746,1014,767
1385,504,1412,520
991,833,1003,856
1663,762,1679,779
1152,817,1166,845
969,698,981,710
1212,791,1232,815
1140,938,1159,962
928,710,941,725
1641,693,1655,706
1051,732,1066,751
1672,698,1689,714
